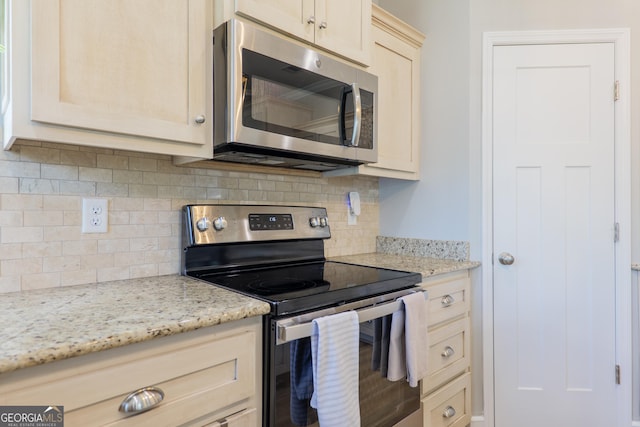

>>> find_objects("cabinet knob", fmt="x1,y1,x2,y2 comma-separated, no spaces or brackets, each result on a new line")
441,294,455,307
442,405,457,419
318,21,327,29
195,115,206,124
119,386,165,414
441,345,455,358
307,15,315,24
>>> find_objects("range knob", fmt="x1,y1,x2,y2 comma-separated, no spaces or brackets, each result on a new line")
309,217,320,228
319,216,328,227
213,216,228,231
195,217,210,232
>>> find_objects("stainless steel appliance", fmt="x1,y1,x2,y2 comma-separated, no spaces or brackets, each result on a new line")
212,20,378,171
182,205,424,427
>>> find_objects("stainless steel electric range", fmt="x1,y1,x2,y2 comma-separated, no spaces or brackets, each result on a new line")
181,204,424,427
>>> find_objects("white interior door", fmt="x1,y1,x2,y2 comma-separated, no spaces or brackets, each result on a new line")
492,42,617,427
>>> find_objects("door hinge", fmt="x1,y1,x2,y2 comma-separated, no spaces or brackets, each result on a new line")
614,222,620,242
616,364,621,384
614,80,620,101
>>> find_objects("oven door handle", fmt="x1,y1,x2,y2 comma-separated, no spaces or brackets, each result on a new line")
276,290,427,344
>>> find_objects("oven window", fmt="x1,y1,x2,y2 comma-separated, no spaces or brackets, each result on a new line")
269,318,420,426
241,49,373,149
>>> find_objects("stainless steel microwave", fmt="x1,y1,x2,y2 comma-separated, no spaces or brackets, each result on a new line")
212,19,378,171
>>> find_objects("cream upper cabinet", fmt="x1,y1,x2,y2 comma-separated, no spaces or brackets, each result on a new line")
234,0,371,65
2,0,213,158
325,5,424,180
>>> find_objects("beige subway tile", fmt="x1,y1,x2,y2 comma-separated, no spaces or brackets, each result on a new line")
109,224,146,238
113,170,143,184
79,167,113,183
144,198,172,211
158,262,179,276
1,194,43,211
63,240,97,256
109,211,130,225
44,226,80,241
42,164,78,180
43,195,81,210
59,180,96,195
21,272,61,291
2,258,42,275
158,236,179,250
80,253,114,269
158,210,180,224
0,211,23,226
0,177,19,193
0,160,40,178
24,211,63,226
156,186,183,198
97,266,130,282
0,276,21,293
144,223,171,237
64,210,82,226
112,197,144,211
130,237,159,252
129,184,158,198
97,154,129,170
19,146,61,164
113,252,138,267
96,182,129,197
62,269,97,286
130,264,158,279
0,243,23,260
19,178,59,194
43,256,81,272
129,157,158,172
194,175,219,187
98,239,130,254
23,241,62,258
60,150,97,167
144,249,174,263
130,211,159,225
1,227,43,243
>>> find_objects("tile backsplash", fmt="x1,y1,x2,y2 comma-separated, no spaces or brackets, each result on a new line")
0,141,379,293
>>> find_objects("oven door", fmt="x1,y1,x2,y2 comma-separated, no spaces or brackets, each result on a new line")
265,289,425,427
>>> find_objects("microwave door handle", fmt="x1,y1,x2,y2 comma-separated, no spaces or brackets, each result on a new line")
276,290,427,344
349,83,362,147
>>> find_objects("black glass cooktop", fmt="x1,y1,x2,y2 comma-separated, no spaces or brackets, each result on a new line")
192,261,422,316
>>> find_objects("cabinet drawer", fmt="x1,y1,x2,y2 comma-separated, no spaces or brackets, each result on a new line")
423,276,470,327
2,328,257,426
204,407,257,427
422,317,470,394
422,373,471,427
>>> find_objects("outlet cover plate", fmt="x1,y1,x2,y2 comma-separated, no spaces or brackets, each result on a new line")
82,198,108,233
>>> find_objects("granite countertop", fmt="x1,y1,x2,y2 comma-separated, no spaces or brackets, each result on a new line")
330,253,480,278
0,275,270,375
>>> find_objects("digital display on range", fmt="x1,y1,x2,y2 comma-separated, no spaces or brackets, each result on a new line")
248,213,294,231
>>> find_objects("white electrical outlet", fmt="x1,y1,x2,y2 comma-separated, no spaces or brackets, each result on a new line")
82,198,108,233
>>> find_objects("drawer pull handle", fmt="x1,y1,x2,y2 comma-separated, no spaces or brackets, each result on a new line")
441,294,455,307
441,345,455,358
443,405,457,419
119,386,165,414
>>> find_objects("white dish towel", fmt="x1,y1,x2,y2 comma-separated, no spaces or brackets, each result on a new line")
387,292,429,387
310,310,361,427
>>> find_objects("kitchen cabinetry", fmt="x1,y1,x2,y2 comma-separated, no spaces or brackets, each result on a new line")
0,317,262,427
421,270,472,427
2,0,213,158
234,0,371,65
325,5,424,180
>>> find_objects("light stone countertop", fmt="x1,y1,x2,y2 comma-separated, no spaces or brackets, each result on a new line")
0,275,270,374
330,253,480,277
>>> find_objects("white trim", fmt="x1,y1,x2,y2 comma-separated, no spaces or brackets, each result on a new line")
481,28,631,427
471,415,487,427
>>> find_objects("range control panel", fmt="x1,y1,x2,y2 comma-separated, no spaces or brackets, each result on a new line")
183,204,331,245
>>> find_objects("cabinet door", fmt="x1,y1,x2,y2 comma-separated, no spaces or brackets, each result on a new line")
235,0,314,43
364,9,422,179
315,0,371,65
31,0,211,148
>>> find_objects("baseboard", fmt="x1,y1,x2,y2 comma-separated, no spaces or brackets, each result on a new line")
470,415,486,427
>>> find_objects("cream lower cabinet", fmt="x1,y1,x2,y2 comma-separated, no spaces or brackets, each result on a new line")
0,317,262,427
421,270,472,427
3,0,213,158
234,0,371,66
325,5,424,180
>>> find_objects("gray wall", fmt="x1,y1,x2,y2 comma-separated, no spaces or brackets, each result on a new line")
378,0,640,419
